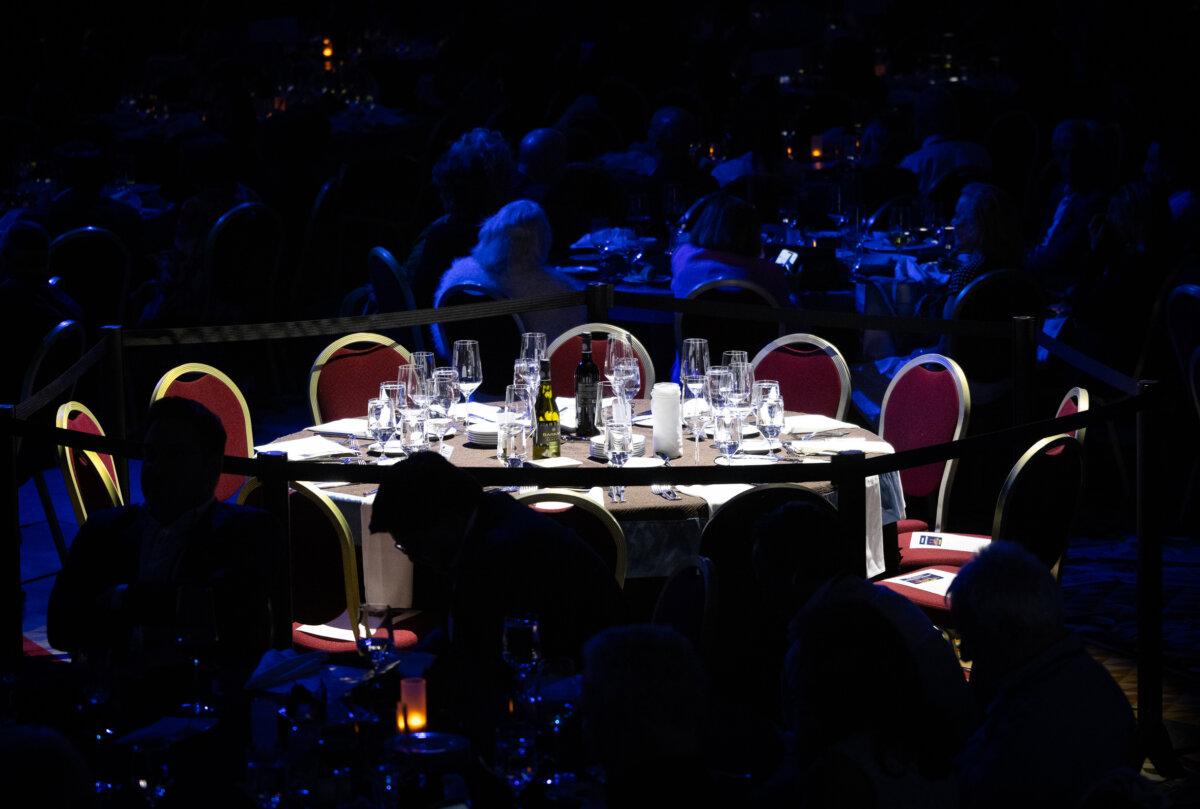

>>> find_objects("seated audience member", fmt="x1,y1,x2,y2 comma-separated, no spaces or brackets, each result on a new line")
1142,131,1197,228
1070,181,1174,374
1026,119,1108,293
404,127,515,308
853,114,919,213
0,725,92,809
48,398,274,699
432,199,585,353
898,88,992,197
582,625,718,807
928,182,1024,320
369,452,622,665
32,141,144,258
0,221,83,402
670,192,792,305
949,542,1139,807
514,127,568,201
779,576,974,806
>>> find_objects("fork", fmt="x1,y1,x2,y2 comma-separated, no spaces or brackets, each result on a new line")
655,453,681,500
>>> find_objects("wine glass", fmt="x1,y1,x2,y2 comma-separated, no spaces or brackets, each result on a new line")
493,722,538,802
502,615,542,685
713,411,743,460
604,418,632,503
452,340,483,412
729,362,755,419
409,351,435,382
433,367,461,425
705,366,734,412
681,338,710,383
758,395,785,449
721,350,749,367
426,375,457,453
603,333,633,387
401,365,431,412
367,397,393,457
614,357,640,402
593,381,629,436
513,358,540,396
520,332,547,361
379,382,405,432
682,378,712,463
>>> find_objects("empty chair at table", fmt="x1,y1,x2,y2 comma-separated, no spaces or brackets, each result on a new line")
547,323,656,397
308,332,413,424
750,333,851,419
433,283,525,396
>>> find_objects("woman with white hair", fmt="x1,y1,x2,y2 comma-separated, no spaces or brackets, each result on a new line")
432,199,585,356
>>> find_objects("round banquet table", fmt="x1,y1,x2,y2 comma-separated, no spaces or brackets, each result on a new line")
268,401,903,607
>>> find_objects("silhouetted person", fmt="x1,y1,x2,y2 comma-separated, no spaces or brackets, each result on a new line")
48,398,274,704
950,542,1139,808
515,127,568,201
369,452,622,666
899,88,991,197
403,128,515,307
0,220,82,403
33,141,144,259
582,625,718,807
779,575,975,806
0,725,92,809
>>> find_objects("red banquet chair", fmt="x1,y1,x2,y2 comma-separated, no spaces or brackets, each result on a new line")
55,401,124,525
546,323,655,398
880,434,1084,622
308,332,413,424
238,479,418,653
879,353,970,540
750,333,852,420
151,363,253,502
1053,386,1090,446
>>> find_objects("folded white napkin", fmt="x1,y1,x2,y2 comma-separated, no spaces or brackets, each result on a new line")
556,396,577,431
254,435,355,460
526,457,582,468
310,417,370,438
789,436,894,455
783,414,858,435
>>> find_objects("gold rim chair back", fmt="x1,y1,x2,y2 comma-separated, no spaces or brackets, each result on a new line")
546,323,656,398
513,490,628,588
151,363,254,502
750,333,852,420
308,332,413,424
55,401,124,526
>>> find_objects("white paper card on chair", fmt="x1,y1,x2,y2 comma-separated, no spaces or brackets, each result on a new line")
887,569,956,596
908,532,992,553
310,418,370,438
783,414,857,435
254,435,355,460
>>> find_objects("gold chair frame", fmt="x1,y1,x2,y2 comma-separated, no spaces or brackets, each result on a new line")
307,332,412,425
513,489,628,588
750,332,853,420
55,400,124,525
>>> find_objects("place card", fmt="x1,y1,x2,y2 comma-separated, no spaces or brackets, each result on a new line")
908,532,992,553
885,568,956,597
310,417,370,438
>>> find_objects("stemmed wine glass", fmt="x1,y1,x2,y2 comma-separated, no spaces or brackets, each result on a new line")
367,397,393,459
520,332,547,361
453,340,483,416
728,361,755,420
721,350,749,367
681,338,710,385
409,351,435,382
513,358,540,397
705,366,733,412
603,332,634,388
682,377,712,463
758,393,786,449
604,416,632,503
426,375,457,453
613,357,640,403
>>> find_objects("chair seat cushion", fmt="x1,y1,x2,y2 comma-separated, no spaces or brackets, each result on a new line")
897,532,991,572
896,518,930,535
292,622,419,653
876,565,959,621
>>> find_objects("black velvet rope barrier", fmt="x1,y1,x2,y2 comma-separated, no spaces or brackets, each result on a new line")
12,334,112,421
1,392,1150,487
1036,333,1142,396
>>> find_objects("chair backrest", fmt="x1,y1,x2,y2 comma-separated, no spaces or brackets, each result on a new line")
879,353,970,531
992,434,1084,571
47,227,130,327
513,490,627,587
652,556,717,656
865,194,920,232
1054,386,1090,446
677,278,782,368
309,333,412,424
435,283,526,395
1166,284,1200,381
750,333,851,420
948,269,1045,386
151,363,253,502
547,323,655,398
17,320,86,460
367,246,426,353
203,202,283,322
55,400,123,524
238,480,362,635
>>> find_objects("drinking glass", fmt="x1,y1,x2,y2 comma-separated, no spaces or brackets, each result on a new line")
520,332,547,361
729,361,754,418
409,351,436,382
713,411,743,459
705,366,734,411
400,365,431,412
681,338,710,385
512,358,540,395
396,410,427,454
614,357,640,402
452,340,483,409
502,615,542,683
367,397,393,454
426,374,457,451
493,723,538,801
682,379,713,463
603,333,634,387
593,381,630,434
758,397,785,447
497,420,530,470
379,382,405,430
721,350,749,367
505,384,535,429
604,419,633,503
433,367,461,425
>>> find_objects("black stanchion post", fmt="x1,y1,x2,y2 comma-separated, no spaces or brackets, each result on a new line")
585,283,612,324
831,450,868,578
1011,315,1036,429
1135,380,1179,773
259,452,293,650
100,326,130,503
0,405,22,669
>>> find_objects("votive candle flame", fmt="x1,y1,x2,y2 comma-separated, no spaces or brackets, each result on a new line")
396,677,427,732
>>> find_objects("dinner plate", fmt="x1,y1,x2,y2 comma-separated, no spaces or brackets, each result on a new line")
738,438,779,454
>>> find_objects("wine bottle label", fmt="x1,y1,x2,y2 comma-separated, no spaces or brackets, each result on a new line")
575,381,599,436
535,419,560,455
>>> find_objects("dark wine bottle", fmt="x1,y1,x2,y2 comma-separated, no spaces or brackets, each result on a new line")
574,333,600,438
